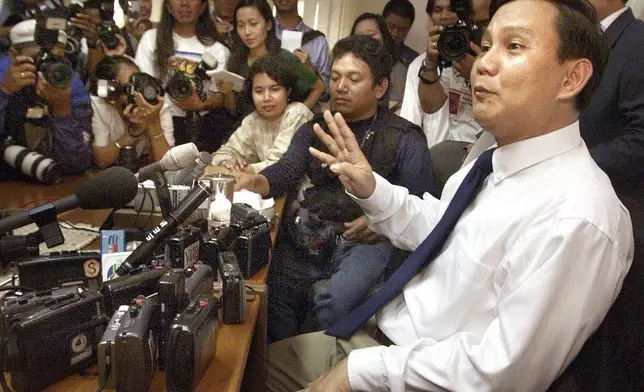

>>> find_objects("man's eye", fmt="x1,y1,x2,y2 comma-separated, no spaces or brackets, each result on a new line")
481,43,491,52
508,43,523,51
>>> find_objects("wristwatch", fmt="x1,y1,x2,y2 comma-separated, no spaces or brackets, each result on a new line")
418,59,440,85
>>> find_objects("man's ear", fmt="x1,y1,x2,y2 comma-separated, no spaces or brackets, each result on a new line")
557,58,593,104
8,47,17,61
374,78,389,100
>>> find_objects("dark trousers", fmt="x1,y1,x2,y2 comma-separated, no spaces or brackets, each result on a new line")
267,232,394,343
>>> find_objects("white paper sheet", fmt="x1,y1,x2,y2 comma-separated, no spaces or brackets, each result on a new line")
281,30,303,53
206,69,246,92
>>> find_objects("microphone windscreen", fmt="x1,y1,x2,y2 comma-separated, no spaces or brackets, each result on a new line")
198,151,213,165
161,143,199,171
76,167,139,209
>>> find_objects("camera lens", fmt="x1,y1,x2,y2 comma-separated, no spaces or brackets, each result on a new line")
438,29,470,61
3,145,62,184
42,62,73,88
167,73,193,102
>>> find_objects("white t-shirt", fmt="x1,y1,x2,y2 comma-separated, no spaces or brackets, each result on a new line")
400,53,480,147
90,95,175,157
135,28,231,117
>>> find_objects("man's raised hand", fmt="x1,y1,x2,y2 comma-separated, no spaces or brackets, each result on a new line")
309,110,376,199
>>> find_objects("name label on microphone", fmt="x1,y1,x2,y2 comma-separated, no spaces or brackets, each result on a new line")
146,220,169,242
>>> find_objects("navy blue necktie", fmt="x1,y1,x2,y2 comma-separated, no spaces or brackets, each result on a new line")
326,148,497,339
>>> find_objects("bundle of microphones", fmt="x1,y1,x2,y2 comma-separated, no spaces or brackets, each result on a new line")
0,143,271,392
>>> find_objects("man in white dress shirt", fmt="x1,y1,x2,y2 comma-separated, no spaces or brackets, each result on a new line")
265,1,635,391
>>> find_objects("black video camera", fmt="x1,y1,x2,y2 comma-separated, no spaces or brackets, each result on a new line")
157,263,213,369
92,71,164,105
166,52,219,102
1,287,107,392
218,252,246,324
97,295,158,392
165,226,202,269
437,0,484,63
166,294,218,392
101,266,167,316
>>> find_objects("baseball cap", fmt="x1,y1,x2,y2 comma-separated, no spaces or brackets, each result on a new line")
10,19,68,47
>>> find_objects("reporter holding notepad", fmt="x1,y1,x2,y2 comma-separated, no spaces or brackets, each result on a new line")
224,0,325,119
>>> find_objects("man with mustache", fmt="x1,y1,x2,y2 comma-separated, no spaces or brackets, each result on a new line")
265,1,635,391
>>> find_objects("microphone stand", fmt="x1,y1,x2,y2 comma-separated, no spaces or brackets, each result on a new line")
27,204,63,248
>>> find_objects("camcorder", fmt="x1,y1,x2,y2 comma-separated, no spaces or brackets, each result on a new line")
0,287,107,392
92,72,164,106
165,226,201,269
437,0,484,63
157,263,214,369
165,294,218,392
201,203,270,279
101,266,167,316
218,251,246,324
16,250,102,291
97,295,158,392
166,52,219,102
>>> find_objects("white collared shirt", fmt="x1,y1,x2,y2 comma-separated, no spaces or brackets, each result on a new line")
400,53,480,148
347,122,634,392
601,6,629,30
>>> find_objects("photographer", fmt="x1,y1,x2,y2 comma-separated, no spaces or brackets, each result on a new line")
0,19,91,175
135,0,232,152
401,0,490,148
90,55,173,169
69,1,133,81
119,0,153,51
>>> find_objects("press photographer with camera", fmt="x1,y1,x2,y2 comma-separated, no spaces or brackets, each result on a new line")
0,19,92,176
401,0,490,149
90,55,174,169
135,0,233,152
119,0,153,49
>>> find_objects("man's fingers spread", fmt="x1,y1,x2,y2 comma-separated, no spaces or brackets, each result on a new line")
309,147,338,165
334,112,361,152
312,123,341,155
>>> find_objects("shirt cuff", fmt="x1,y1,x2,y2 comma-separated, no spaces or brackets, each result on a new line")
348,346,388,391
346,173,394,218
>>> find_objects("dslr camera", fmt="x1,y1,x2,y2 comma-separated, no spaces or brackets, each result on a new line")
32,2,74,88
166,52,219,102
437,0,484,62
92,72,164,106
97,0,121,50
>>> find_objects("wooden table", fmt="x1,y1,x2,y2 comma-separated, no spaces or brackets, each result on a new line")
0,175,285,392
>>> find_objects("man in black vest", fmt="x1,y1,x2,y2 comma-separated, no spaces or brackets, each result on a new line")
235,35,436,342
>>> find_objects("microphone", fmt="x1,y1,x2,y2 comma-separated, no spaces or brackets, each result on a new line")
136,143,199,183
0,167,138,234
174,151,213,186
115,182,212,276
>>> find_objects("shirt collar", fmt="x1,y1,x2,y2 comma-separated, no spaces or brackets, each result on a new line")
491,121,582,185
274,17,306,33
601,7,629,30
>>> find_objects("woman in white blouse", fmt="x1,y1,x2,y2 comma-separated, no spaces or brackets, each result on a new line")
211,55,313,174
90,55,174,169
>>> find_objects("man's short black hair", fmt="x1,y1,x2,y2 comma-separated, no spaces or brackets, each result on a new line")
496,0,607,110
383,0,416,25
332,35,393,86
248,55,297,92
